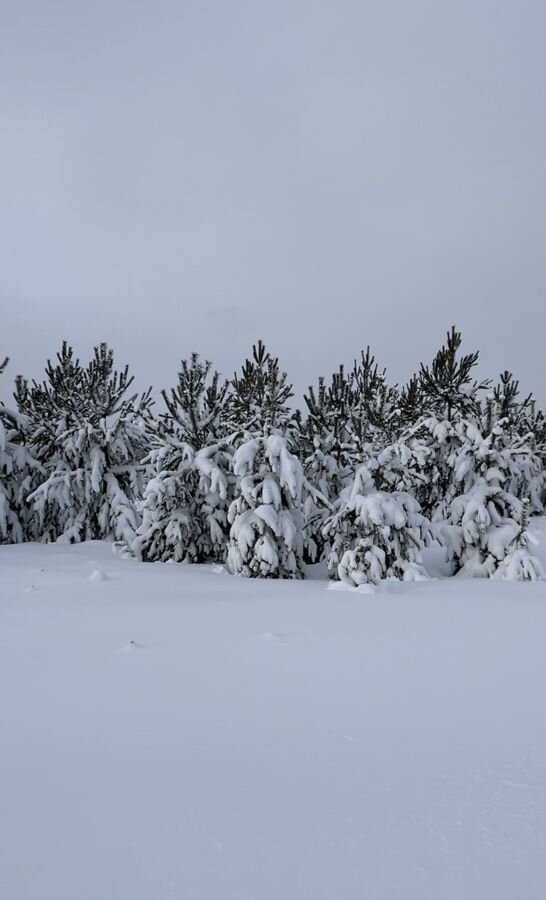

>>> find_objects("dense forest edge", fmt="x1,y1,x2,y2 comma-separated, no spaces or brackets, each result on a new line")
1,327,544,583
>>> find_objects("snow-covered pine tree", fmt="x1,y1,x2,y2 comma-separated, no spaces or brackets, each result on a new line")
132,441,231,563
302,368,353,481
396,375,424,434
297,377,344,563
385,416,463,520
227,433,304,578
15,342,152,544
226,342,305,578
298,349,399,564
480,372,545,513
440,420,544,578
349,347,399,449
521,403,546,461
323,463,430,586
487,371,522,433
380,405,544,580
161,353,230,448
0,358,42,543
483,370,544,446
492,501,545,582
302,348,399,479
298,429,337,563
228,339,293,436
419,326,490,422
383,329,491,519
132,354,232,563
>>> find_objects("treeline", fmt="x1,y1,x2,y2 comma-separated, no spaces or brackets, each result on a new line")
0,328,544,583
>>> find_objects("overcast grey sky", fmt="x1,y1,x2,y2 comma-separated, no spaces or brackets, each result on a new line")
1,0,544,404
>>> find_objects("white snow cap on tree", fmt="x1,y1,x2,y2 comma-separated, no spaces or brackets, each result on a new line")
324,464,430,586
227,433,304,578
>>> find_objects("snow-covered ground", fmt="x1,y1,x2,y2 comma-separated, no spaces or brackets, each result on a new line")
1,524,545,900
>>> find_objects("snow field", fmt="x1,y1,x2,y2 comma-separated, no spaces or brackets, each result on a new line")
0,526,545,900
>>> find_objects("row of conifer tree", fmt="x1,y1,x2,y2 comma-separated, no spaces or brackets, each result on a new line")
1,328,544,582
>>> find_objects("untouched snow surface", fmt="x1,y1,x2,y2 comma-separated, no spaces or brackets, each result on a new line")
1,524,545,900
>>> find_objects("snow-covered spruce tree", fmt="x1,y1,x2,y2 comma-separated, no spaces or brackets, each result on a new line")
349,347,400,449
226,342,305,578
382,416,463,521
132,354,232,563
0,358,42,543
384,328,491,519
302,368,353,481
439,420,544,578
227,433,304,578
480,373,545,514
133,441,231,563
482,370,544,447
380,406,543,580
298,349,398,564
302,348,399,483
323,463,430,586
486,374,546,480
298,428,337,563
15,342,152,544
361,330,519,577
492,501,544,582
296,380,342,563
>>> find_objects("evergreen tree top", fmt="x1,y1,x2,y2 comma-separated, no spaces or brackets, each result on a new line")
419,326,490,421
303,347,399,453
230,340,293,435
14,341,152,433
160,352,229,449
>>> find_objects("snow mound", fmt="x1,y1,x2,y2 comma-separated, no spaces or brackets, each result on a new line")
327,580,376,594
119,640,150,653
88,569,110,582
258,631,289,643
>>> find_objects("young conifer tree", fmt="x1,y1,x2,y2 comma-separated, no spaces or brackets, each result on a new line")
323,463,430,586
419,326,490,422
381,328,491,520
348,347,399,449
227,433,304,578
16,342,152,544
396,375,424,433
299,348,399,563
132,354,232,563
297,376,344,563
0,357,42,543
228,339,293,436
226,341,305,578
480,372,544,513
492,500,544,581
440,420,543,578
